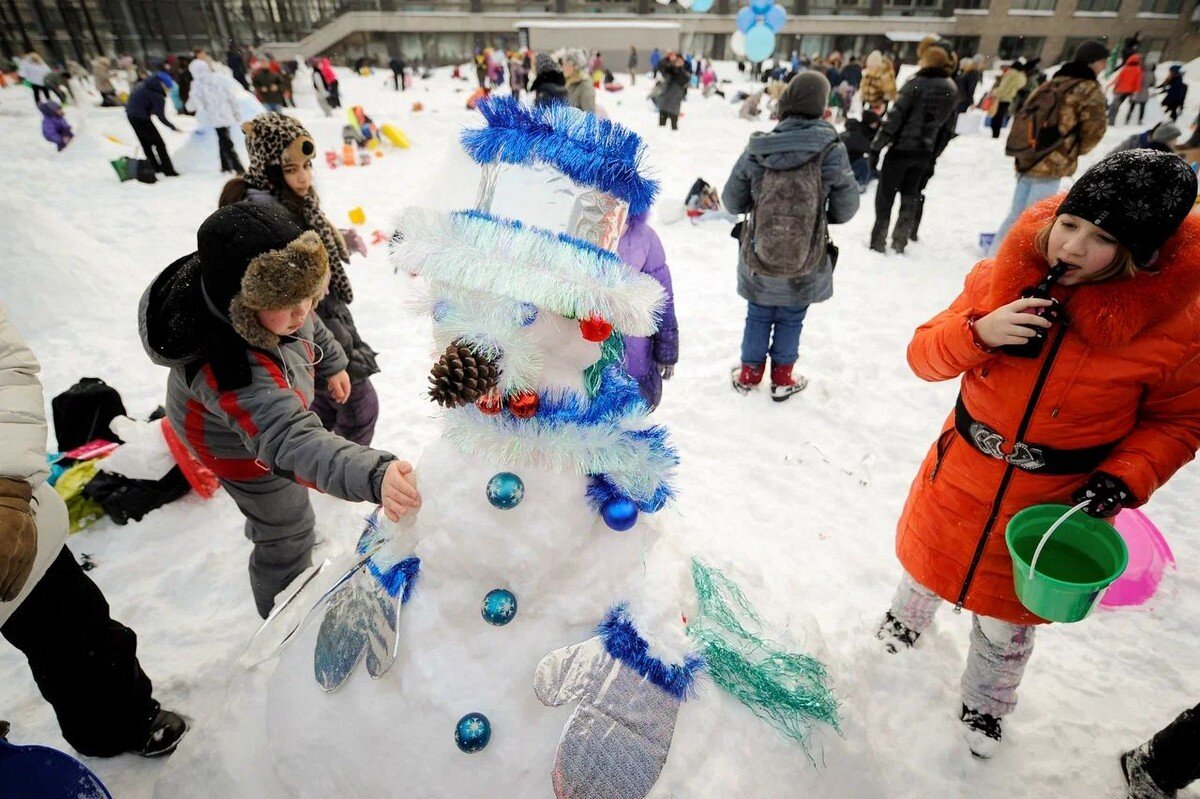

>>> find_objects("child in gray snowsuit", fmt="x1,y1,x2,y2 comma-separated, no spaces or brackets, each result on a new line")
139,201,419,617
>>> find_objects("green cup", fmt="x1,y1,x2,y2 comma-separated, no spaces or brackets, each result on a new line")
1005,504,1129,623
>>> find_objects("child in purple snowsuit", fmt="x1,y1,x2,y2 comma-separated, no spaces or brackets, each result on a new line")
39,102,73,151
617,214,678,409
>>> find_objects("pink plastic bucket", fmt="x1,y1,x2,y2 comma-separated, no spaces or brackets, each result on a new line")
1099,509,1175,608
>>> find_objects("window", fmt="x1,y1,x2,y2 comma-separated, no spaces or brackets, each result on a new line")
883,0,941,15
998,35,1045,59
956,0,990,9
1140,0,1181,12
1009,0,1057,9
947,35,981,57
1075,0,1120,10
808,0,870,13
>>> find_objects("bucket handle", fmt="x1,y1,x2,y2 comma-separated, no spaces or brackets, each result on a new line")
1027,501,1092,580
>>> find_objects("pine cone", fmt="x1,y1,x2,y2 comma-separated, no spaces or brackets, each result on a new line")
428,341,500,408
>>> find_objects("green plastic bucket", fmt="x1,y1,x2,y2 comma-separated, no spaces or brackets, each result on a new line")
1005,504,1129,623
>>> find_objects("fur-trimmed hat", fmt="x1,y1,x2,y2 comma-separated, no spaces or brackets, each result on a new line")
917,36,956,73
198,201,329,350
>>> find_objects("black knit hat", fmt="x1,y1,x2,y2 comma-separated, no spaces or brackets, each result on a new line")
1072,39,1110,65
1057,149,1197,266
198,201,329,348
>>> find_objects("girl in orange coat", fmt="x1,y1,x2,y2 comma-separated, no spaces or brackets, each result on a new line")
879,150,1200,758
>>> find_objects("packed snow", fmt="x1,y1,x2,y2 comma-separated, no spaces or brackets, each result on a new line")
0,60,1197,799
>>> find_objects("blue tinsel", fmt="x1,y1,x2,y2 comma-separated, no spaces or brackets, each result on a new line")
587,472,672,514
356,512,422,600
599,604,703,700
461,97,660,216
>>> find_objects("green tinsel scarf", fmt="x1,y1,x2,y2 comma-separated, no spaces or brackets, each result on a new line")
583,332,625,399
687,559,841,755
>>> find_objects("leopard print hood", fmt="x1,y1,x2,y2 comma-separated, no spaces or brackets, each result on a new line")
241,113,354,304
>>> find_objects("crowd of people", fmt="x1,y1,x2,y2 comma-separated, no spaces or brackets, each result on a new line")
2,32,1199,799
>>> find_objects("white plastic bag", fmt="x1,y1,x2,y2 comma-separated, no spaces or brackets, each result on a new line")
100,416,176,481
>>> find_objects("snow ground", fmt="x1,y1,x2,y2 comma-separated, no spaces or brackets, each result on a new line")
0,62,1198,798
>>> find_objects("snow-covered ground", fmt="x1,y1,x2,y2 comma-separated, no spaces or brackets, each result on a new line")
1,62,1198,798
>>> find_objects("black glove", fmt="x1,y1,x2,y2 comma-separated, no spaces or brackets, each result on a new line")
868,150,880,173
1072,472,1133,518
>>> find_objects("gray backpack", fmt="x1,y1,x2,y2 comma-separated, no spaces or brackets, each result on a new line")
740,142,834,278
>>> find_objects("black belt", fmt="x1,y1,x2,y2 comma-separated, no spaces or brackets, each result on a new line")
954,396,1117,475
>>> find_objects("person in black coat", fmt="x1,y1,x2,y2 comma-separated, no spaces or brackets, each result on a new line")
955,57,982,113
390,55,407,91
125,72,179,177
868,38,958,254
227,45,249,90
841,109,882,190
531,52,568,107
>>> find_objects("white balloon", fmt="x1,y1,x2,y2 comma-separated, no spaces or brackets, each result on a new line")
730,29,746,57
655,0,672,5
678,0,693,6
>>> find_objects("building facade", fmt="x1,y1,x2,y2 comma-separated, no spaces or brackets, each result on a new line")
2,0,1197,67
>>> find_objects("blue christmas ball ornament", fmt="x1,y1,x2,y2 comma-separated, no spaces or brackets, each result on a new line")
455,712,491,753
486,472,525,510
764,3,787,31
735,5,756,32
601,497,639,531
481,588,518,625
744,24,777,63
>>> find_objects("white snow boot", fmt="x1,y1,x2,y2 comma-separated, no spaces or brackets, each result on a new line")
960,704,1002,759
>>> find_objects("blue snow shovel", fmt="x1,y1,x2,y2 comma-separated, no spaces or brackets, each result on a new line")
0,737,113,799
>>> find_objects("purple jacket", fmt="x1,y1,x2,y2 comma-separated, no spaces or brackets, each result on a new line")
617,216,678,408
39,103,72,150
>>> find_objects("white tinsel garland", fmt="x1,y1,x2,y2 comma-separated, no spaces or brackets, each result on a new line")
392,208,664,336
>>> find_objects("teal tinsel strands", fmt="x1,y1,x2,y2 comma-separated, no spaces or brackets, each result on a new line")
481,588,518,625
454,712,492,753
686,559,840,756
584,332,625,399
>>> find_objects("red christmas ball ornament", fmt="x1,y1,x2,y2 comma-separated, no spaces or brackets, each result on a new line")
508,391,539,419
579,316,613,343
476,390,504,416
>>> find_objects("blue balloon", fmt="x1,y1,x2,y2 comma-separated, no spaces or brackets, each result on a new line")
735,6,757,33
691,0,715,9
744,24,776,63
750,0,773,11
764,4,787,31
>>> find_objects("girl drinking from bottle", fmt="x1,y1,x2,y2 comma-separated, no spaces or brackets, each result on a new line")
876,150,1200,758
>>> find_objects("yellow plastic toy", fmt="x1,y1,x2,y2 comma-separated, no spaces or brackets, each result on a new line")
380,123,410,149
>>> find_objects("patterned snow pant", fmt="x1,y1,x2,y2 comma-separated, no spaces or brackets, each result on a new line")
889,572,1036,718
220,474,315,619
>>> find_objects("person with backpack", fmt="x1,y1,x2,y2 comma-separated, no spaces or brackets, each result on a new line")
722,72,859,401
879,149,1200,759
1122,702,1200,799
1109,53,1145,125
1,304,187,759
867,37,958,254
139,201,421,618
989,40,1109,255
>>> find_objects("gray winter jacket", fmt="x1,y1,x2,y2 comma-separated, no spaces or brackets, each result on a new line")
138,253,394,500
657,63,689,116
721,117,860,307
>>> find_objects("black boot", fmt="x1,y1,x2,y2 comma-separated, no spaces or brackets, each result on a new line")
910,193,926,242
133,707,188,758
869,218,888,253
892,195,920,253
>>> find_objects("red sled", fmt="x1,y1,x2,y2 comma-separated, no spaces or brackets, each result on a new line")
161,421,219,499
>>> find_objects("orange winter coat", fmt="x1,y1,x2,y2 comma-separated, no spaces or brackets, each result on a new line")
896,196,1200,624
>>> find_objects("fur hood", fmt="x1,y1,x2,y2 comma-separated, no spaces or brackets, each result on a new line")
991,195,1200,348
